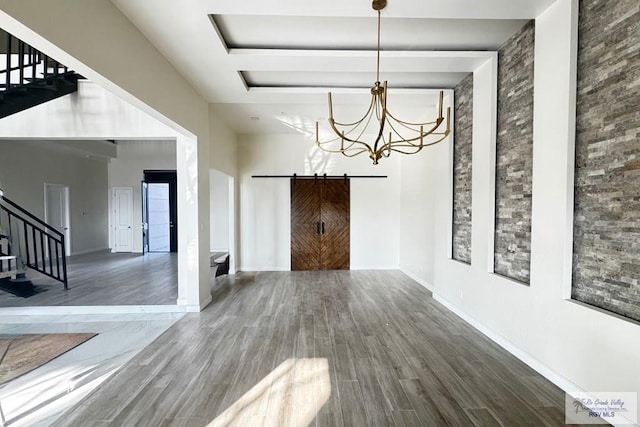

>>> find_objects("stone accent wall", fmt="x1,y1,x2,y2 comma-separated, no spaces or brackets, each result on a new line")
494,20,535,284
452,73,473,264
572,0,640,321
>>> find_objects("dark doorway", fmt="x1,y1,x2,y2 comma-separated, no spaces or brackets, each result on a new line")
143,170,177,253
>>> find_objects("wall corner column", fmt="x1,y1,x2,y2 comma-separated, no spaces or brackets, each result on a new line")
176,133,211,311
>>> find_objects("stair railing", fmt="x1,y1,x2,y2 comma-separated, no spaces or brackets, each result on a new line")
0,196,68,289
1,29,69,90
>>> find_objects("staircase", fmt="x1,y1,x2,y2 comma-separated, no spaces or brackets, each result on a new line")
1,28,82,119
0,195,68,290
0,232,19,280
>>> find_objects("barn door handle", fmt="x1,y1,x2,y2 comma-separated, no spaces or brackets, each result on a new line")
321,222,325,234
316,222,321,234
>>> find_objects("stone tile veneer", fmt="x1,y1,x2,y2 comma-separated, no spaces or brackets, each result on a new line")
494,20,535,284
452,73,473,264
572,0,640,322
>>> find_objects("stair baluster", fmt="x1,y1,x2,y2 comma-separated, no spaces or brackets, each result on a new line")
0,196,68,290
1,28,82,118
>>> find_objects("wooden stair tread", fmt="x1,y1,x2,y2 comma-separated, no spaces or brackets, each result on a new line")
0,270,20,280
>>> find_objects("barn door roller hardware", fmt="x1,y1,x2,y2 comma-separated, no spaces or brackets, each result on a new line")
252,173,387,183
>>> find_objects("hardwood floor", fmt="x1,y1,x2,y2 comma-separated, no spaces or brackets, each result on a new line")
56,270,575,426
0,251,178,307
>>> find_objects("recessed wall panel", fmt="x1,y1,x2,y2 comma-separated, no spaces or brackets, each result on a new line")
494,20,535,284
452,73,473,264
572,0,640,322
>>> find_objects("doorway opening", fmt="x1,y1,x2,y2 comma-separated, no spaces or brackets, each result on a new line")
143,170,177,253
210,169,236,274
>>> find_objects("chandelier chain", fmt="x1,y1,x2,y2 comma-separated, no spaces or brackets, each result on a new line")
376,10,381,84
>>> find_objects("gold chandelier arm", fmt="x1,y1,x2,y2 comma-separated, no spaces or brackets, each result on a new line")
387,130,450,146
316,122,375,159
316,100,377,149
386,110,440,127
385,105,450,144
324,93,378,149
375,133,450,156
387,117,445,144
316,139,369,156
372,82,388,153
328,118,374,149
349,106,377,143
342,147,371,158
329,93,376,128
383,90,446,127
385,106,450,132
316,143,370,156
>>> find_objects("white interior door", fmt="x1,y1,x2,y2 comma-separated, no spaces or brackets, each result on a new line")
113,187,133,253
45,183,71,256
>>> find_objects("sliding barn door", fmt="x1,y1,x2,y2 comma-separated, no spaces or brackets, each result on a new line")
291,179,350,270
321,180,350,270
291,179,322,270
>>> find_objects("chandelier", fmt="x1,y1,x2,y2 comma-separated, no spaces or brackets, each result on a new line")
315,0,451,165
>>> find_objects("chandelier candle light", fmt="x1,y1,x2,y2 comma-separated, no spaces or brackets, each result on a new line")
315,0,451,165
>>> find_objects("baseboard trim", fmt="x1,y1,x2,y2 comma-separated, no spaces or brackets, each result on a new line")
197,295,213,312
71,248,110,256
239,267,290,272
399,269,433,292
0,305,187,316
435,293,638,426
175,295,213,313
350,265,400,271
432,294,598,409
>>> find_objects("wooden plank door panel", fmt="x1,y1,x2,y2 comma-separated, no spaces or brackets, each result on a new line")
321,222,350,270
321,180,350,270
291,178,350,271
291,179,321,270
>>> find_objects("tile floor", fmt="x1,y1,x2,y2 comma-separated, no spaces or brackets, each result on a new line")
0,312,184,426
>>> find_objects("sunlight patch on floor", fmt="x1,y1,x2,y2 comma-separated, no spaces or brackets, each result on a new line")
208,358,330,427
0,312,183,426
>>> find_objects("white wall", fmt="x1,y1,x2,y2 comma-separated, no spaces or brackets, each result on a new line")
398,144,445,288
238,133,400,271
419,0,640,402
398,99,454,289
108,140,176,253
0,0,212,310
209,109,238,179
209,109,238,271
0,140,108,255
0,82,175,140
210,169,230,252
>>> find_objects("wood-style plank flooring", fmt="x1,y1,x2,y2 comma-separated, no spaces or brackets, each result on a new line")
57,270,574,426
0,251,177,307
